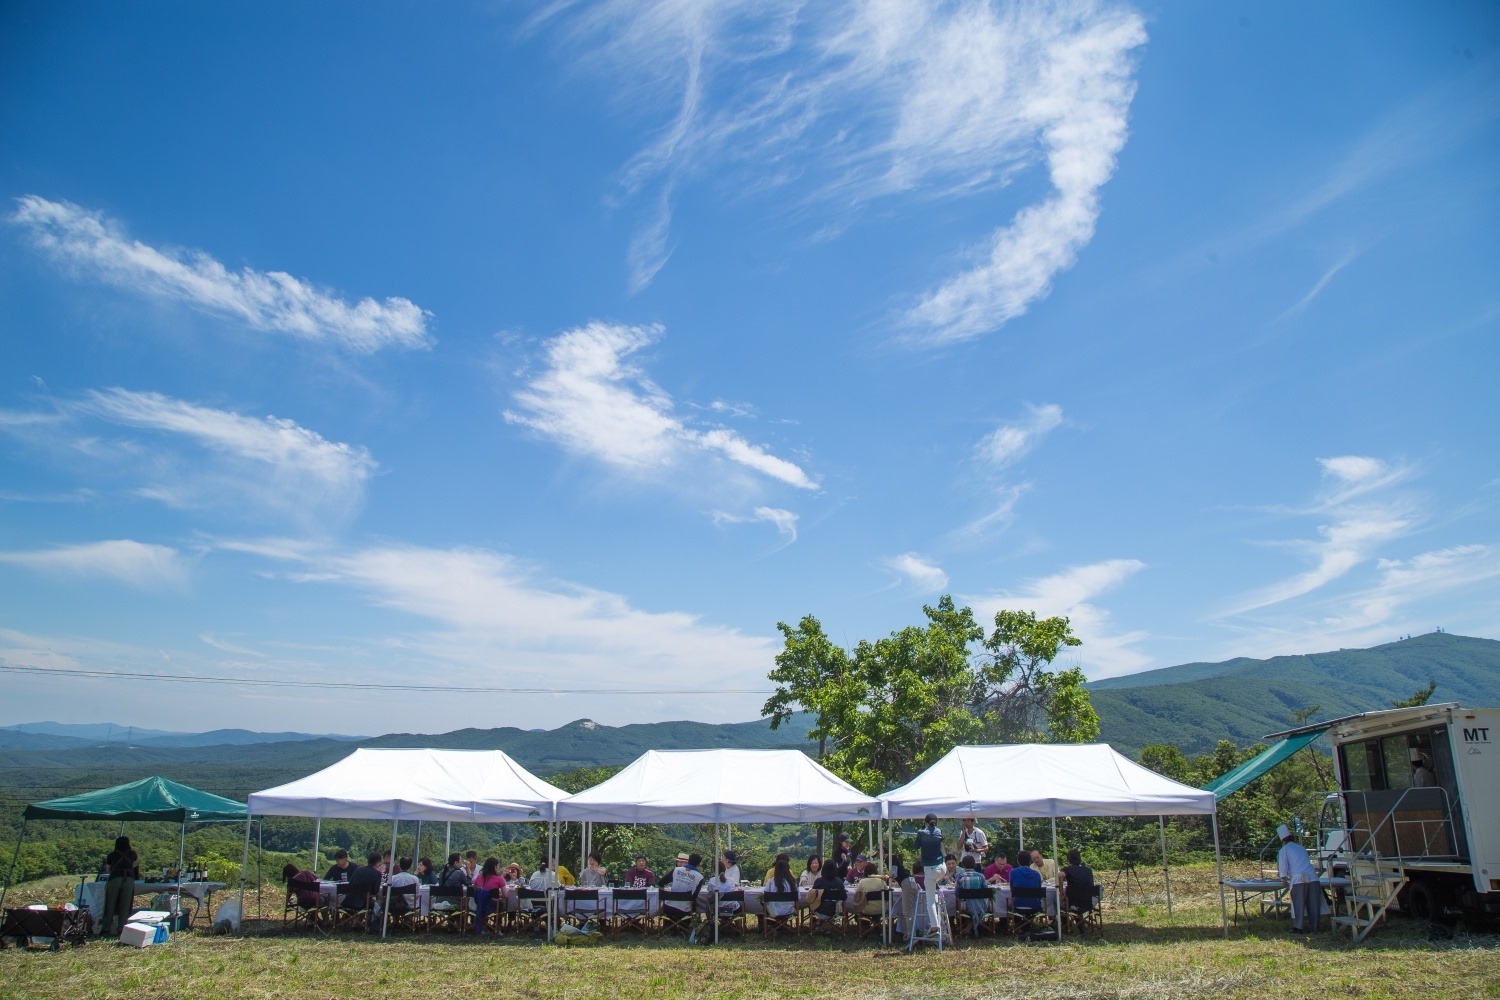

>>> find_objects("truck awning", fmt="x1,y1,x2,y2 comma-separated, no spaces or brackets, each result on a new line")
1202,728,1327,801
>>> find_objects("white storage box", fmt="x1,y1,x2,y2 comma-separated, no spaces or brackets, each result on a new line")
119,922,167,948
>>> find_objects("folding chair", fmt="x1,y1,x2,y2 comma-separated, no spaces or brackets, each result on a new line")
759,890,801,940
609,888,651,934
852,888,892,942
283,879,327,934
1009,886,1047,936
711,890,747,938
425,885,468,934
513,887,549,936
332,884,374,933
383,883,420,933
807,887,848,938
561,888,601,929
955,885,1000,939
1065,883,1103,936
658,890,698,938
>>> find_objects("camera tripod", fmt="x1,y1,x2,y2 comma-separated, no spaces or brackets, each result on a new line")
1110,852,1143,905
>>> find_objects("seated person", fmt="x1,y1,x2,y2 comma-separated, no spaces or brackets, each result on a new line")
711,850,741,911
324,849,355,884
847,855,868,885
1032,849,1057,883
438,852,470,888
955,857,990,929
664,852,704,914
463,851,479,879
527,857,560,891
1008,850,1043,915
414,858,439,886
897,859,923,935
799,855,823,889
501,862,525,886
763,857,798,918
386,857,420,916
660,853,688,889
343,852,383,912
984,850,1012,884
623,855,655,889
282,863,321,909
808,862,848,923
851,861,889,917
578,851,608,888
470,857,507,930
472,857,507,892
763,852,791,885
1059,849,1095,917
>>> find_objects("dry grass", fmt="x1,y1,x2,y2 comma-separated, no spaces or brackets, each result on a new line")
3,868,1497,999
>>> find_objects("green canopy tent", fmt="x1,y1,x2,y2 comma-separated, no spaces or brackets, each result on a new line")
1,776,247,914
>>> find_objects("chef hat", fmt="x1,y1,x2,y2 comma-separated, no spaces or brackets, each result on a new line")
1276,824,1291,840
1410,748,1424,763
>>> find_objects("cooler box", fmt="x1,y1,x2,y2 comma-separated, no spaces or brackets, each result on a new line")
119,922,168,948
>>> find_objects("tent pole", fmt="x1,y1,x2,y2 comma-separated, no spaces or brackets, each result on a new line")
237,815,251,931
1159,815,1173,922
381,819,398,939
445,822,451,859
257,821,263,921
1211,809,1228,938
580,821,587,875
0,820,26,912
173,814,187,937
312,818,321,871
1051,816,1061,939
1018,817,1024,854
414,820,421,868
713,821,721,945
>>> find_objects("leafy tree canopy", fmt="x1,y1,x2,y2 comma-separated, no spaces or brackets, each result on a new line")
763,597,1097,793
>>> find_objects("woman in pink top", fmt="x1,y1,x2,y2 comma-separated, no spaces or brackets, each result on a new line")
474,857,508,891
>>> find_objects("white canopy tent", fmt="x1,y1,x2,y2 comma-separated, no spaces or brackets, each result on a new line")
879,744,1227,937
560,749,881,943
242,748,569,937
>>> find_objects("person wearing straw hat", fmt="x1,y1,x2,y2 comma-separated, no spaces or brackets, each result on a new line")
1276,824,1320,933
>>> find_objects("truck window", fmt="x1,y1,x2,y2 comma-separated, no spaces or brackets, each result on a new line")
1381,736,1412,792
1342,741,1375,791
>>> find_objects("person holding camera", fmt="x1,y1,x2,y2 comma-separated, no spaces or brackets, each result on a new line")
957,817,988,865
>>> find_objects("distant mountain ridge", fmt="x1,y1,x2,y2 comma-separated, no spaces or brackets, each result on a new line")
0,722,362,751
1089,632,1500,756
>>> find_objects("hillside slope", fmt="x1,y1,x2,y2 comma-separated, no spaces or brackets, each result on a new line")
1090,632,1500,756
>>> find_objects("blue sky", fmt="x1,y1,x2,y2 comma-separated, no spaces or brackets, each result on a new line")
2,1,1497,736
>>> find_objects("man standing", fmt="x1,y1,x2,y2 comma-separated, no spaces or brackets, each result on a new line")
913,814,945,879
1277,824,1321,933
957,817,988,865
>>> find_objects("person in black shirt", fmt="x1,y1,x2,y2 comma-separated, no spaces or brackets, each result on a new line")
342,852,383,930
439,852,472,888
810,862,848,925
1060,849,1096,917
100,835,139,936
324,849,355,884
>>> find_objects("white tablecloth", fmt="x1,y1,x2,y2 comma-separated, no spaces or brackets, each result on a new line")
318,881,432,917
74,880,226,922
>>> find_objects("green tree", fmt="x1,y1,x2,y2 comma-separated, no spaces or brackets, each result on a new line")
763,598,1099,795
1391,680,1437,708
1139,743,1191,783
974,609,1085,742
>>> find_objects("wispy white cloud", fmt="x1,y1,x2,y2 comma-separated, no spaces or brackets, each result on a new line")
11,196,432,351
713,506,799,542
0,539,188,589
1225,456,1417,615
314,544,777,692
1275,249,1361,322
505,322,816,491
953,483,1032,540
541,1,1146,340
978,403,1064,469
967,558,1149,678
1,389,375,526
883,552,949,593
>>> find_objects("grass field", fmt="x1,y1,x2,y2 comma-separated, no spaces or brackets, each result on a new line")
3,868,1497,999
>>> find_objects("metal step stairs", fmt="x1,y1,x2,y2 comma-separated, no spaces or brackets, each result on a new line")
1332,863,1405,943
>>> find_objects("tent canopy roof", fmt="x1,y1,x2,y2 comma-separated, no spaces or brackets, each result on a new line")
879,744,1217,819
558,749,881,824
24,775,246,823
247,747,567,823
1202,729,1326,801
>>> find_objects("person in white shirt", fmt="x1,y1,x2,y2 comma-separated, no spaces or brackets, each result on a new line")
711,850,741,912
1276,824,1321,933
957,817,989,865
1410,750,1436,788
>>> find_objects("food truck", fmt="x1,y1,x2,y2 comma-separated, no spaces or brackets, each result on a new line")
1270,703,1499,939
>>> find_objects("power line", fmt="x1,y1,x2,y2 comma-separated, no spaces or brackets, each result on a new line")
0,662,773,696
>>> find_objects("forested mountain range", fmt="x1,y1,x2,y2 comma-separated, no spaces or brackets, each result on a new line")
3,633,1495,802
1090,632,1500,755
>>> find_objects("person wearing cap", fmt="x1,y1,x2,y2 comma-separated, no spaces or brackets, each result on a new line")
1277,824,1320,933
957,817,989,865
1410,749,1436,788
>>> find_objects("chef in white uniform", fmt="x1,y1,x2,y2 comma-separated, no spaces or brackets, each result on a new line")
1277,823,1321,933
